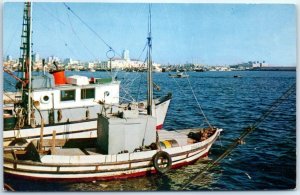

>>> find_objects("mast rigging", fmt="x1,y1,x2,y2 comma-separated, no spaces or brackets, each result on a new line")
19,2,33,126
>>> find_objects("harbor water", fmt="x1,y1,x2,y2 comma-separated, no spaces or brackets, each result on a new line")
3,70,296,191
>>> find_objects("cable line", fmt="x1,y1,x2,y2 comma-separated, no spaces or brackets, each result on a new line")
63,3,121,57
180,82,296,190
137,41,148,62
66,12,98,60
185,72,212,128
39,4,66,26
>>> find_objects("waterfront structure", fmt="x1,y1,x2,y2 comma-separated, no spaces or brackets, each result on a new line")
252,61,268,68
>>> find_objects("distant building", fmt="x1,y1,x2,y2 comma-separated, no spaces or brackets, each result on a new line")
47,56,53,63
47,55,60,63
33,53,40,63
122,50,130,61
64,58,73,64
100,57,152,70
87,62,95,69
6,55,12,61
252,61,268,68
64,58,79,65
229,62,253,70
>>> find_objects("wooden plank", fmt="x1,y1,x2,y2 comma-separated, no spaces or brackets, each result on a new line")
51,130,56,152
42,139,67,147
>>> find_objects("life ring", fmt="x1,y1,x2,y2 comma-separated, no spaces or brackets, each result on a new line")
153,151,172,173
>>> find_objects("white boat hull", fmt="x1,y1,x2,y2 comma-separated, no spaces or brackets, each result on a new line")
3,98,171,145
4,129,221,181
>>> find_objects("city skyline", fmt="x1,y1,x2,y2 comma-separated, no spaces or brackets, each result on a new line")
3,2,296,66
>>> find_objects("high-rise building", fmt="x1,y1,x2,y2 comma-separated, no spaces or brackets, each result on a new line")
122,49,130,61
33,53,40,62
6,55,12,61
47,56,53,63
47,55,59,63
64,58,74,64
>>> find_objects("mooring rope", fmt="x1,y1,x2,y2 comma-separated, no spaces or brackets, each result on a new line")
4,183,15,191
180,82,296,190
3,91,18,103
185,72,212,128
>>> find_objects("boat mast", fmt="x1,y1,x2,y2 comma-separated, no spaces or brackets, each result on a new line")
20,2,33,125
147,5,153,116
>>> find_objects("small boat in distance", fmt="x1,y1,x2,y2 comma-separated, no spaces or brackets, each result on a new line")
233,75,242,78
169,72,189,78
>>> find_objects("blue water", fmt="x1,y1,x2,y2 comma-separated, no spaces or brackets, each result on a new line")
3,70,296,191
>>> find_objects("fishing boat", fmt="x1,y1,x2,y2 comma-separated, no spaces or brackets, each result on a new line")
3,2,171,144
169,72,189,78
3,4,222,182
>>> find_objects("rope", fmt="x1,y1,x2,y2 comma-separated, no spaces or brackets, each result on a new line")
63,3,121,57
170,76,189,98
185,72,212,128
3,91,19,103
66,11,98,60
180,82,296,190
3,77,17,88
4,183,15,191
169,72,210,127
119,85,136,103
136,72,145,102
4,23,20,57
137,41,148,62
35,4,78,59
39,4,66,26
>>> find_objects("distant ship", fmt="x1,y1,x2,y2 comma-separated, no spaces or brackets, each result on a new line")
169,72,189,78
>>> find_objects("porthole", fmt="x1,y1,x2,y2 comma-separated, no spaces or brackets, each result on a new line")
41,95,50,104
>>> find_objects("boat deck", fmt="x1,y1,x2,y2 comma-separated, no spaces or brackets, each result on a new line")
49,130,193,155
51,148,99,155
158,129,193,146
4,128,212,158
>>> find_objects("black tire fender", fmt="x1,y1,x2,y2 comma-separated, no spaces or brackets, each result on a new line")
153,151,172,173
8,138,28,146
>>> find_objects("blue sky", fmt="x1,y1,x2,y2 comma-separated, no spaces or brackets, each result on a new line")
3,2,296,66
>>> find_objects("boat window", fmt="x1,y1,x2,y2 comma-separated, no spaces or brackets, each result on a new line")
61,90,76,101
81,88,95,99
